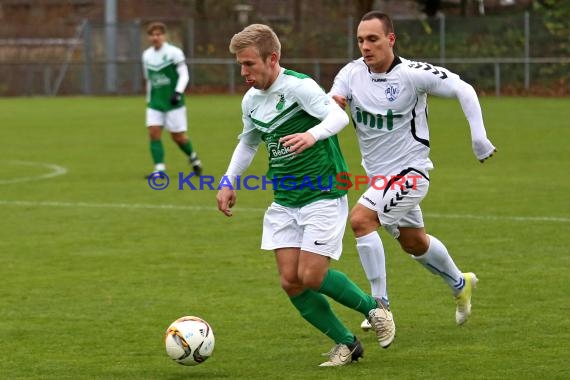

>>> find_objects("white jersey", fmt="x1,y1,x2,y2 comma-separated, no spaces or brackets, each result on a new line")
330,56,468,177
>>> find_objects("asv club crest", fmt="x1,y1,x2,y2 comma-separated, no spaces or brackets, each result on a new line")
385,84,400,102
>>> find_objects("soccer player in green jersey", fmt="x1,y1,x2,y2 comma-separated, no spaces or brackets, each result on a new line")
142,22,202,177
216,24,393,367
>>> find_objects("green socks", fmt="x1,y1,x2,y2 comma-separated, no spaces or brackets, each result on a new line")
289,270,378,345
177,139,194,157
150,140,164,165
290,289,354,345
318,269,378,316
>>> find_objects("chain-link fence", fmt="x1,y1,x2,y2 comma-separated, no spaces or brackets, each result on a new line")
0,12,568,96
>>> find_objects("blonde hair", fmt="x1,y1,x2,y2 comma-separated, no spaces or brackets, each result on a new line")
229,24,281,60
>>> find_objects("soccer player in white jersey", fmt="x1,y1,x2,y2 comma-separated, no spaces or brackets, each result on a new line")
142,22,202,177
216,24,394,367
328,12,497,332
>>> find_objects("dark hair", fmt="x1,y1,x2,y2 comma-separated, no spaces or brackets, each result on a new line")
147,22,167,35
361,11,395,35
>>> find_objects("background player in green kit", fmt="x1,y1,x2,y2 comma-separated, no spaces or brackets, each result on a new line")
142,22,202,177
216,24,393,367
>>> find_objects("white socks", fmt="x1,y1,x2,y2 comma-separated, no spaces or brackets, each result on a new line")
356,231,388,302
412,234,465,295
356,231,466,300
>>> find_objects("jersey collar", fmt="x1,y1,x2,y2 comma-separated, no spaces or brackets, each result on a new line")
366,55,402,80
386,56,402,73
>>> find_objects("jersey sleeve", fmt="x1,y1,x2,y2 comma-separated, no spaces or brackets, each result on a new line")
171,46,186,65
175,60,189,93
141,51,148,79
292,78,337,121
237,94,263,146
405,61,463,98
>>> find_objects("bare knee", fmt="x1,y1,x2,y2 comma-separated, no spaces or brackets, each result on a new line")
171,132,187,145
350,205,380,237
279,273,304,296
148,126,162,140
298,267,327,290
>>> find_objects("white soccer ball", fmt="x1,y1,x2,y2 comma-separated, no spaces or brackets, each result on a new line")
164,316,215,366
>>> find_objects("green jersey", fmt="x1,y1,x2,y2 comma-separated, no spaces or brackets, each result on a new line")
239,68,349,207
142,42,186,111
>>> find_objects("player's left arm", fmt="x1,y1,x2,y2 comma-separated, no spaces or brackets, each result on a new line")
174,63,189,94
171,48,189,105
415,66,497,163
280,80,349,154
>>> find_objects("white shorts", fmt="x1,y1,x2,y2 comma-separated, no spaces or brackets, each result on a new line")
357,168,430,239
261,195,348,260
146,107,187,133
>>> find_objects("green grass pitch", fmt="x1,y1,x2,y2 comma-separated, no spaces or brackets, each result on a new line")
0,95,568,379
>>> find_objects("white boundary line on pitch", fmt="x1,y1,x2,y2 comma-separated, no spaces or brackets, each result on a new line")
0,160,68,184
0,199,568,223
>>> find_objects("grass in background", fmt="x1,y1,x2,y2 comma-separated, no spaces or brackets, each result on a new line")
0,96,568,379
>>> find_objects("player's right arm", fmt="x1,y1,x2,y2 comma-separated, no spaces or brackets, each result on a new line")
216,97,261,217
142,51,151,103
217,140,259,217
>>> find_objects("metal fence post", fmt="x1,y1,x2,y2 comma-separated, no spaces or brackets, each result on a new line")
228,62,235,94
82,20,92,95
494,62,501,97
105,0,118,93
439,13,446,65
186,19,195,88
347,15,354,59
26,65,33,96
44,66,52,95
131,20,142,94
313,62,321,83
524,11,530,90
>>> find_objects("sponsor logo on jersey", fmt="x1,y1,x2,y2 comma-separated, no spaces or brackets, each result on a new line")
267,142,294,160
385,83,400,102
355,106,403,131
150,73,171,87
